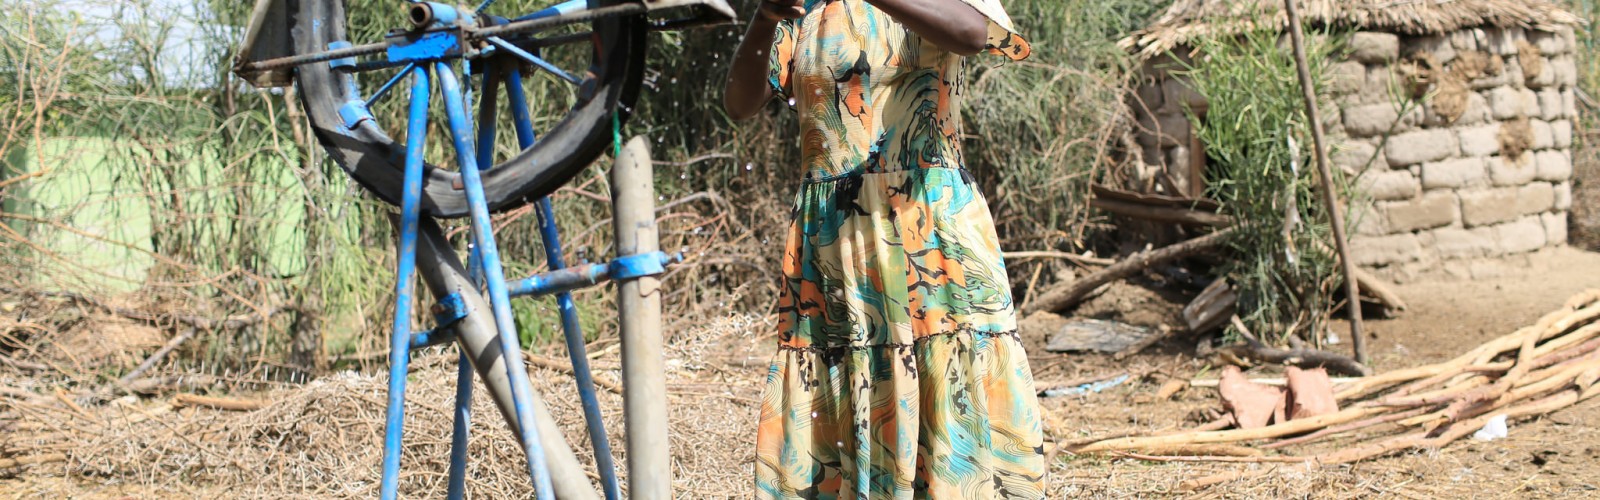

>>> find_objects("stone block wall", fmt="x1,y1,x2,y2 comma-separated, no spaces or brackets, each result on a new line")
1129,25,1579,275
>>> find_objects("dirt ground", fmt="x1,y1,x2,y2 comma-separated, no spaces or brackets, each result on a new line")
3,248,1600,498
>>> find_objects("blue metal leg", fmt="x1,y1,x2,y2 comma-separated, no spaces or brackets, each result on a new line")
380,63,431,500
506,67,623,500
435,61,555,500
445,350,474,500
444,63,503,500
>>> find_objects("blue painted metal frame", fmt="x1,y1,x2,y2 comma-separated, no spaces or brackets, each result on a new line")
443,60,502,500
408,327,458,350
387,31,463,64
432,292,471,327
486,37,581,85
379,63,431,500
368,6,680,497
609,252,672,280
446,350,474,499
506,66,623,500
506,251,678,298
436,61,557,500
513,0,589,22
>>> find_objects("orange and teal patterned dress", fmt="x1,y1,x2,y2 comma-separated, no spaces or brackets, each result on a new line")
754,1,1044,498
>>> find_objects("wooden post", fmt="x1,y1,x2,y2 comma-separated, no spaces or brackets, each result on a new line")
1282,0,1368,364
612,136,671,498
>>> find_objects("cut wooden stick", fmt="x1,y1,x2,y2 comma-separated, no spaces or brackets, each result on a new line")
1179,467,1277,491
1065,289,1600,492
53,388,96,422
527,354,623,394
1183,387,1599,491
1215,343,1372,377
118,328,199,387
0,453,67,468
1262,406,1430,449
1068,406,1386,453
172,393,267,411
1089,198,1231,227
1110,443,1267,458
1000,251,1113,267
1023,228,1235,315
1351,268,1407,313
1118,451,1299,463
1191,376,1363,388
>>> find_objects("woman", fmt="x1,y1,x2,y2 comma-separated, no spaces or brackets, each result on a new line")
725,0,1043,498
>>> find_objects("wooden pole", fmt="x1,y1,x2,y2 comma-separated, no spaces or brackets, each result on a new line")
612,136,671,498
1282,0,1368,364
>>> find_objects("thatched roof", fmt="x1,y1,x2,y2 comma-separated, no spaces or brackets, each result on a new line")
1122,0,1585,59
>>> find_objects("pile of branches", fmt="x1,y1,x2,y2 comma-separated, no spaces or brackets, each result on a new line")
1065,289,1600,491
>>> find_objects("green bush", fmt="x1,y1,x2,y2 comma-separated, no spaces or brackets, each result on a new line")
1185,26,1349,344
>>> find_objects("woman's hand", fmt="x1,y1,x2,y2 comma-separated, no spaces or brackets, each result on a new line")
758,0,805,22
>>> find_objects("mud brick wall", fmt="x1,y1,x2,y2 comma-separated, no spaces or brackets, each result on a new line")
1130,26,1579,275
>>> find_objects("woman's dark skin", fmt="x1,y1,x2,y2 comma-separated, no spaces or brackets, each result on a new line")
723,0,989,120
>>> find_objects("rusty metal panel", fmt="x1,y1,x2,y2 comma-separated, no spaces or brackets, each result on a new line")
234,0,296,88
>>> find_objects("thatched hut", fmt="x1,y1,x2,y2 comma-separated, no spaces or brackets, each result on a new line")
1123,0,1585,279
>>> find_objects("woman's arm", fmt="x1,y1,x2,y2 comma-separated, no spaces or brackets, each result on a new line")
866,0,989,56
723,0,805,121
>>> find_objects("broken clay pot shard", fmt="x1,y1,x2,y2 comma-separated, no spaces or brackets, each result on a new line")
1218,365,1287,429
1285,366,1340,420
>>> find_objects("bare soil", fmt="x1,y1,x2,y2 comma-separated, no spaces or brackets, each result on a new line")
3,249,1600,498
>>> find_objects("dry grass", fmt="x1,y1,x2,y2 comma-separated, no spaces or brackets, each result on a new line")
1124,0,1584,60
0,312,777,498
6,295,1600,498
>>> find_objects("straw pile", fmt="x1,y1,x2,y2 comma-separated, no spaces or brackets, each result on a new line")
1065,289,1600,491
0,314,772,498
1122,0,1584,59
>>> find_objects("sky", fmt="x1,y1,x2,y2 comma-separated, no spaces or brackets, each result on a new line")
68,0,234,89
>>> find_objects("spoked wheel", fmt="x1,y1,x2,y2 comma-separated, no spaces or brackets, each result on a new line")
290,0,648,218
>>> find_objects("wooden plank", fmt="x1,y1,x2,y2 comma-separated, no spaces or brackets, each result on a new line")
1045,319,1159,354
1183,279,1236,333
1091,183,1221,211
1090,198,1231,227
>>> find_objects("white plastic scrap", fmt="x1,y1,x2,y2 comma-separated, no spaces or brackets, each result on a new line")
1472,414,1509,441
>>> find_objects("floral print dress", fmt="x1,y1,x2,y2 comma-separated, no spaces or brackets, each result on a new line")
753,1,1044,498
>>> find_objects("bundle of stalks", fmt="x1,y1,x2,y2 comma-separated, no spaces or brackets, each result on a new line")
1064,290,1600,491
